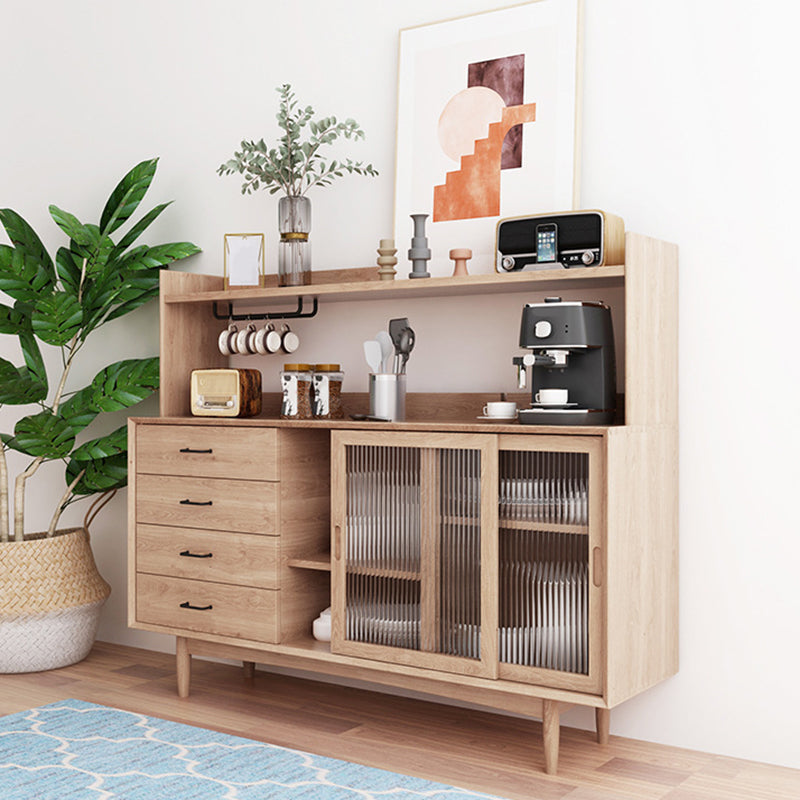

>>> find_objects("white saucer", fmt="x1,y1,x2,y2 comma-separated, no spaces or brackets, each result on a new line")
531,402,578,410
477,414,517,421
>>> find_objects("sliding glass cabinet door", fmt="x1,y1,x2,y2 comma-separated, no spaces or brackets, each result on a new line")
330,431,497,678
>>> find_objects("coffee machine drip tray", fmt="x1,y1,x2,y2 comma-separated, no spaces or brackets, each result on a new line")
518,407,615,426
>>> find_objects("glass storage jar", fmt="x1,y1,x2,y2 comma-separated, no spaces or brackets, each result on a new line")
280,363,313,419
312,364,344,419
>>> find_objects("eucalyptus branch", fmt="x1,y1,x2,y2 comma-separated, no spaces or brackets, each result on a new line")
218,83,378,197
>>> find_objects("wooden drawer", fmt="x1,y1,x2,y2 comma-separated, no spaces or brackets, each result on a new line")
136,425,278,481
136,524,279,589
136,574,279,643
137,474,277,534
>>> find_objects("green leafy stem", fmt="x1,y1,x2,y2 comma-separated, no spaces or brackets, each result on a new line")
0,158,200,541
217,83,378,197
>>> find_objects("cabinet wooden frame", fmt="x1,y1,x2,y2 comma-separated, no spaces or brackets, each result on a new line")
330,430,498,678
126,231,678,777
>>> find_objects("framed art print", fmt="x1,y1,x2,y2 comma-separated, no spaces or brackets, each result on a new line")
394,0,583,276
223,233,265,289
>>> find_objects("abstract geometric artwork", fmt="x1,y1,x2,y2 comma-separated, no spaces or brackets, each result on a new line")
395,0,582,275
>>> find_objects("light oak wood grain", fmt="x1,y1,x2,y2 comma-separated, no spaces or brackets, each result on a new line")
136,424,278,481
136,574,279,643
136,524,279,589
136,474,278,534
6,643,793,800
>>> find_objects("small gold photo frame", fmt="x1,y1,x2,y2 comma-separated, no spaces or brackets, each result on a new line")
224,233,265,289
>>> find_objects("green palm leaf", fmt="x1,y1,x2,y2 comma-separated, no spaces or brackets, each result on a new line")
0,303,26,335
10,412,75,458
57,386,99,434
91,357,160,411
66,452,128,495
31,292,83,346
100,158,158,236
71,424,127,461
0,230,56,305
110,201,172,259
0,358,47,404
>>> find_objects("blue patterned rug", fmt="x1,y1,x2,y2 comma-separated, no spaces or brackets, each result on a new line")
0,699,507,799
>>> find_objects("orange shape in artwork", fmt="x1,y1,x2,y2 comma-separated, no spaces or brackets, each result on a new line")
433,103,536,222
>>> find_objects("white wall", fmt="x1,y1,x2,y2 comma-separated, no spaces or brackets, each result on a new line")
2,0,798,769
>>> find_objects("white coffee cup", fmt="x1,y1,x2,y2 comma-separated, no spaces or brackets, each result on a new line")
535,388,568,405
483,401,517,418
235,323,257,355
218,323,238,356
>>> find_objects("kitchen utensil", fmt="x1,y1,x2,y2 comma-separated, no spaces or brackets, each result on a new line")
389,318,409,353
363,339,382,373
375,330,393,373
398,326,415,373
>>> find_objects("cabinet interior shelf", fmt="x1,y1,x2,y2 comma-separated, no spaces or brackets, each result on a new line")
346,565,421,582
287,555,332,572
499,520,589,535
163,265,626,307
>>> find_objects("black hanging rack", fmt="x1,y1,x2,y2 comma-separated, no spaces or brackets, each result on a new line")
212,296,318,321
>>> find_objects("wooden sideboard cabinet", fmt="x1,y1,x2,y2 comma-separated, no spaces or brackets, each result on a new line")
128,232,678,775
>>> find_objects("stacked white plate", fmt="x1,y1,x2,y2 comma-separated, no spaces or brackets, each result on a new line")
499,478,588,525
499,560,588,674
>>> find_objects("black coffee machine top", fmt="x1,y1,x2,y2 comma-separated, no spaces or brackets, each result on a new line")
512,297,617,425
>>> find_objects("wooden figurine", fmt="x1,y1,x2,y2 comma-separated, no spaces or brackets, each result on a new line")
377,238,397,281
449,248,472,277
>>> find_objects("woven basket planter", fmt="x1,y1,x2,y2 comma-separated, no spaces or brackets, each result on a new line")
0,527,111,673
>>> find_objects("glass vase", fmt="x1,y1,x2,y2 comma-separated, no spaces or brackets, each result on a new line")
278,195,311,287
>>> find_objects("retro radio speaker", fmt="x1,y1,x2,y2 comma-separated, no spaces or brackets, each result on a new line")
190,368,262,417
496,210,625,273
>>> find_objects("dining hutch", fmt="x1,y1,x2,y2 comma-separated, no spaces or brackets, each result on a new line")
127,231,678,774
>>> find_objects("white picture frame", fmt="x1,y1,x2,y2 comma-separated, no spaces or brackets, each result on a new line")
224,233,265,289
394,0,583,276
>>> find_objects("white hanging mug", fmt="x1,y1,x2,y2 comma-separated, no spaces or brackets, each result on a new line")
281,323,300,354
236,323,257,355
218,322,238,356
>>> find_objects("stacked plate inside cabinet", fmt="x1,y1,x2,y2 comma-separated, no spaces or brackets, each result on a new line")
499,559,588,675
499,477,588,525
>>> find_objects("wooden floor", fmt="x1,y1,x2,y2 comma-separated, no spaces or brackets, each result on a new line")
0,642,797,800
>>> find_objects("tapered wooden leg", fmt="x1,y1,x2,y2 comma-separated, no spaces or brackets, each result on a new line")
596,707,610,745
243,661,255,680
176,637,191,698
543,700,560,775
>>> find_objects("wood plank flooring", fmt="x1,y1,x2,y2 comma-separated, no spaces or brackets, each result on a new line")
0,641,797,800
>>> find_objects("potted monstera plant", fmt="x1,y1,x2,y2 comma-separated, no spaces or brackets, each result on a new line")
0,158,199,672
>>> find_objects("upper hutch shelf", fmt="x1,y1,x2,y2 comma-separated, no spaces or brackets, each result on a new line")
163,264,626,306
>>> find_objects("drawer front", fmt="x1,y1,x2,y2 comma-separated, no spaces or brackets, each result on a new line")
136,524,279,589
136,425,278,481
137,474,277,534
136,574,279,642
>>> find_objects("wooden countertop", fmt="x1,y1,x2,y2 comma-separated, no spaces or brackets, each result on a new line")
135,392,623,435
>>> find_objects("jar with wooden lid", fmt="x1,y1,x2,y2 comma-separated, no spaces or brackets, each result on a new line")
312,364,344,419
280,364,313,419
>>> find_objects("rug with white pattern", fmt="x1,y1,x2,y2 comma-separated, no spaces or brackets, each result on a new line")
0,699,508,799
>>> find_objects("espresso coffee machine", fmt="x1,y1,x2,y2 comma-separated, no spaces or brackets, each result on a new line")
513,297,617,425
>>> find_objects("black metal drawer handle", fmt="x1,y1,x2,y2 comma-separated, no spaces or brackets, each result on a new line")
179,550,213,559
179,499,213,506
180,447,213,454
180,601,213,611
